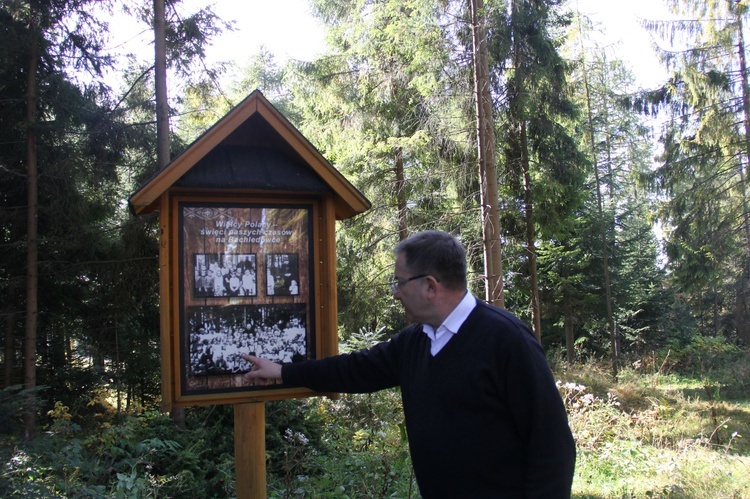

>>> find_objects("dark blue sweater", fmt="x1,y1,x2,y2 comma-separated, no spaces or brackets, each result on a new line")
282,301,576,498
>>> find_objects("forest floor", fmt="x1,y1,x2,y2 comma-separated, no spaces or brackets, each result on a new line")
559,358,750,498
263,352,750,497
1,351,749,497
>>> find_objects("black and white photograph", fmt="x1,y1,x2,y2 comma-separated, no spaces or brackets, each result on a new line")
266,253,300,296
193,253,257,298
180,203,314,394
187,304,308,377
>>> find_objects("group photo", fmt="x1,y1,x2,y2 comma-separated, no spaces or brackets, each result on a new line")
193,253,258,298
186,303,308,377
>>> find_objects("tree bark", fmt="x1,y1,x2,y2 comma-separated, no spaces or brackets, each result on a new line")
734,12,750,282
154,0,184,428
564,280,575,364
23,5,40,440
520,120,542,342
155,0,170,169
395,148,408,241
469,0,504,306
4,282,16,389
509,0,541,341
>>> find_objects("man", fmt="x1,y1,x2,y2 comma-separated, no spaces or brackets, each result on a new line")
243,230,576,498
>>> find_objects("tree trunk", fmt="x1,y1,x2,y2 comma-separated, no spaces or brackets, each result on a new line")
576,20,617,376
736,282,750,345
115,315,122,416
23,6,40,440
600,89,618,375
4,280,16,388
470,0,504,307
155,0,170,169
564,287,575,364
510,0,540,340
520,121,542,341
154,0,184,428
395,148,408,241
734,13,750,282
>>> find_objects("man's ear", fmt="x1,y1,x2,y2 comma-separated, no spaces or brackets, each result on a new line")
424,275,440,295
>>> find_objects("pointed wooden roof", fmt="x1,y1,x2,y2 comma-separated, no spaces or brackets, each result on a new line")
128,90,370,219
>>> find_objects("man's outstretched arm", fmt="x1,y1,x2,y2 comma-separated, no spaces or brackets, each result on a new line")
241,336,402,393
241,354,282,385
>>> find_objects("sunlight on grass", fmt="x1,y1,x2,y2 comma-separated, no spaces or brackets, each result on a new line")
574,443,750,497
561,358,750,498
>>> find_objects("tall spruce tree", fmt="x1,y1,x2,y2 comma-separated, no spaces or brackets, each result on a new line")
0,0,121,439
290,0,468,337
563,8,668,367
641,0,750,342
470,0,505,306
0,0,229,437
489,0,585,341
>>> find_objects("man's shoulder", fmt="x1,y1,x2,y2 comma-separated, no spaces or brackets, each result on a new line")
471,300,523,323
468,301,537,342
384,323,429,353
391,323,424,342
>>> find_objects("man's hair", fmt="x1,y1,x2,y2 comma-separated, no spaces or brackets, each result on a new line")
395,230,467,291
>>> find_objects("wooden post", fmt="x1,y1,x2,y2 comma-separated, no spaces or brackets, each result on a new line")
234,402,266,498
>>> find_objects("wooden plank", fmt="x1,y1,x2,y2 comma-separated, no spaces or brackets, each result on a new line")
319,196,339,358
159,195,173,412
169,194,183,406
234,402,266,499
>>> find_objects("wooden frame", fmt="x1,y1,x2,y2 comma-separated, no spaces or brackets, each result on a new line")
159,193,339,407
129,91,368,410
127,90,370,498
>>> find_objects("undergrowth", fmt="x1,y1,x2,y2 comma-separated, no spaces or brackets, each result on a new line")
556,345,750,498
1,343,749,497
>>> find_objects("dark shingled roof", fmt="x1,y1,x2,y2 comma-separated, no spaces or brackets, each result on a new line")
174,145,333,194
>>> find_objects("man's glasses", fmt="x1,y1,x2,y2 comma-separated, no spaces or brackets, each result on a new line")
389,274,429,293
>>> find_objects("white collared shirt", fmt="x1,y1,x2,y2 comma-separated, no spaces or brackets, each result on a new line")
421,292,477,356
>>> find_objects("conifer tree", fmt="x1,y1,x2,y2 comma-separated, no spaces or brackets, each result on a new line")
0,0,228,437
490,0,586,341
641,0,750,341
289,0,467,336
1,0,118,439
470,0,504,306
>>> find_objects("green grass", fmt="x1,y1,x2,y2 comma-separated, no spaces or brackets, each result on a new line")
560,359,750,498
267,354,750,498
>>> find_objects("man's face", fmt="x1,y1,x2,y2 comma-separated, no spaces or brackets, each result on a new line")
392,252,428,324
